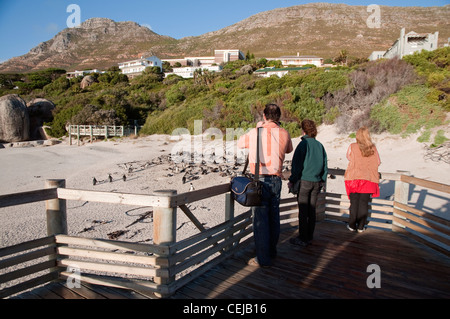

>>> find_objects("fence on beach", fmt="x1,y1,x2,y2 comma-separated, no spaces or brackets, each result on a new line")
68,125,142,145
0,169,449,298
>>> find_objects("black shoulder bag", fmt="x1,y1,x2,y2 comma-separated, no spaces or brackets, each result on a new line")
231,127,263,207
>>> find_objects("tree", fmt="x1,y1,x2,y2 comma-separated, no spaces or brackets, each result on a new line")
334,50,349,66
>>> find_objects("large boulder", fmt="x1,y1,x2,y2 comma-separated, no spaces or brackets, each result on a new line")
27,98,55,140
0,94,30,143
80,75,97,89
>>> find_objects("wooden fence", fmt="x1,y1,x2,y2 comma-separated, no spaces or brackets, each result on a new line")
68,125,141,145
0,170,449,298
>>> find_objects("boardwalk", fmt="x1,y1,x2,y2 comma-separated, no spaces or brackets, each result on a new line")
11,221,450,299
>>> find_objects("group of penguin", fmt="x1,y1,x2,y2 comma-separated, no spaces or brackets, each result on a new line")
92,152,293,188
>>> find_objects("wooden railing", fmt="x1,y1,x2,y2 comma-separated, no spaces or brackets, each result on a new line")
68,125,141,145
0,170,449,298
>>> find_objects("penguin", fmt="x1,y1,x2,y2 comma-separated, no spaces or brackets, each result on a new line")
189,183,195,192
93,177,97,186
108,174,113,183
123,174,127,182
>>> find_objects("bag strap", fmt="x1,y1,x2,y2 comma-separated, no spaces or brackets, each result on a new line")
241,127,262,178
255,127,261,180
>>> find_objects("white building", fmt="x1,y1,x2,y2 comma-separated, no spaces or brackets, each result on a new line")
118,56,162,78
368,51,386,61
270,54,324,67
254,66,311,78
66,69,105,79
165,65,223,79
383,28,439,60
162,50,244,67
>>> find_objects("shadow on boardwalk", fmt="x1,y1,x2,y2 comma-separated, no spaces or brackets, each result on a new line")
171,221,450,299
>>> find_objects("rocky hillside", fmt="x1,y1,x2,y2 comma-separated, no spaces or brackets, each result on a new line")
179,3,450,58
0,18,178,73
1,3,449,73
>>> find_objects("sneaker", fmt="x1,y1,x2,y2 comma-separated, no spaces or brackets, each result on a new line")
346,225,356,232
289,237,309,247
247,257,270,268
357,228,366,233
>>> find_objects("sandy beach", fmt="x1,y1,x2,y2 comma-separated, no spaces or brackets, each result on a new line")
1,124,449,248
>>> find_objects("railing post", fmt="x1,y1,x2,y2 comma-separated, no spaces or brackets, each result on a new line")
393,170,410,232
153,190,177,298
224,193,235,251
45,179,67,236
76,125,80,146
69,125,72,146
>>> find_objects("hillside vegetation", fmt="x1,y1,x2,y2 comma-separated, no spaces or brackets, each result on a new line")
0,48,448,141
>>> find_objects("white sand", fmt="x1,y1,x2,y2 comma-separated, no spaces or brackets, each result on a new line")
0,124,449,248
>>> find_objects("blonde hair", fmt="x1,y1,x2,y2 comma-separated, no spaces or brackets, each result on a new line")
356,127,375,157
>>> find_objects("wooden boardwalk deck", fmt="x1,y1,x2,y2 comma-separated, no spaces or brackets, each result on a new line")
10,221,450,299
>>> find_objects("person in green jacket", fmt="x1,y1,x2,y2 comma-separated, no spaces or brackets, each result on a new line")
288,119,328,246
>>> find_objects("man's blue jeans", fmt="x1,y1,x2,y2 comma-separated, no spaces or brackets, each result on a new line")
252,175,282,266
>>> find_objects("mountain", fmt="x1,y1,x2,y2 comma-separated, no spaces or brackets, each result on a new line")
1,3,449,73
0,18,178,73
177,3,450,59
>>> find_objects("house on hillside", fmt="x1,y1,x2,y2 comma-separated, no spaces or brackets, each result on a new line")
368,51,386,61
269,54,324,67
254,66,311,78
214,50,246,64
66,69,105,79
118,56,162,78
162,50,245,67
369,28,439,61
165,65,223,79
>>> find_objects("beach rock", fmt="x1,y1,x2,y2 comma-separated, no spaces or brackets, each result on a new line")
80,75,97,89
27,98,55,140
0,94,30,143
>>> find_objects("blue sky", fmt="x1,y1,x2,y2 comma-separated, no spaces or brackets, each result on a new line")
0,0,448,63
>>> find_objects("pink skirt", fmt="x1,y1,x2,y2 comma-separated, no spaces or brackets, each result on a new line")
345,180,380,198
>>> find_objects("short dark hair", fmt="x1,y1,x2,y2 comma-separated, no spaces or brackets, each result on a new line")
301,119,317,138
264,104,281,122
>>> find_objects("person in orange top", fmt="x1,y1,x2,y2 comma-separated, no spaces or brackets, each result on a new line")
238,104,293,267
344,127,381,233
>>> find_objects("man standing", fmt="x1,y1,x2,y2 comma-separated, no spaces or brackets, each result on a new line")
238,104,293,267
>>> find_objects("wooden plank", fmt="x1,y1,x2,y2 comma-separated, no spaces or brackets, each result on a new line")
64,283,108,299
0,236,55,258
0,246,55,270
56,246,162,267
179,204,206,232
394,202,450,230
170,220,252,266
0,259,56,284
401,175,450,194
57,258,168,278
55,235,168,256
172,227,252,276
0,188,57,209
59,272,167,295
392,213,450,247
392,224,450,258
171,211,251,252
45,282,86,299
171,184,230,207
56,188,171,208
167,237,253,296
0,271,58,299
